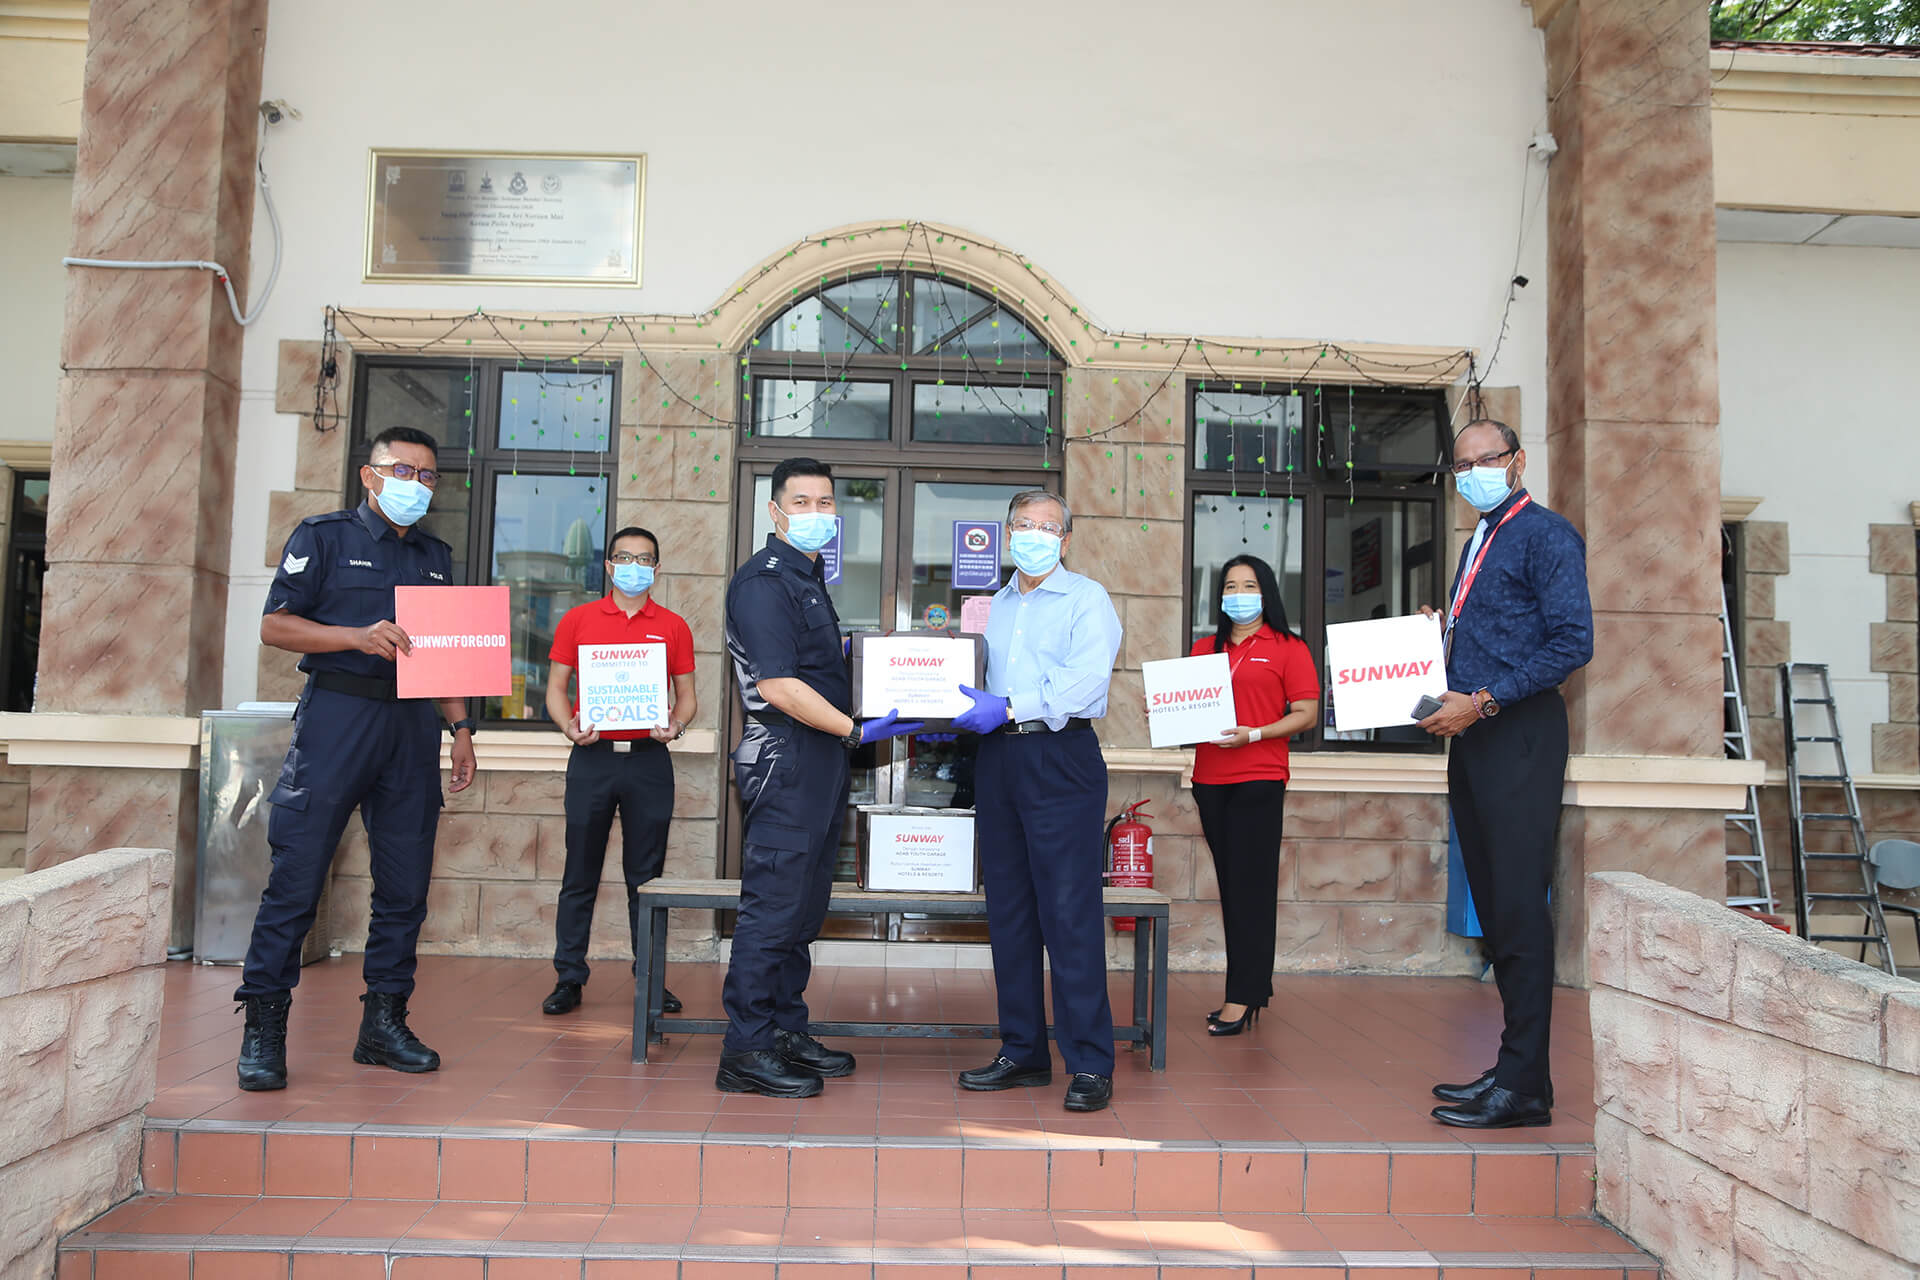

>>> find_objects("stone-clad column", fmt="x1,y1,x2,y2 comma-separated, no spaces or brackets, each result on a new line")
26,0,267,870
1537,0,1727,978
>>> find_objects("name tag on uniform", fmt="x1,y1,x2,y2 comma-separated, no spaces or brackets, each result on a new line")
348,558,376,569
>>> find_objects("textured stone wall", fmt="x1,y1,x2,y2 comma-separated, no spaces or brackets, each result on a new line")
1588,871,1920,1279
0,757,26,869
0,847,172,1279
1103,774,1477,977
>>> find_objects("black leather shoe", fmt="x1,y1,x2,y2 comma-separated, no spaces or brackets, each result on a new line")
1063,1073,1113,1112
352,992,440,1073
716,1048,823,1098
542,982,582,1015
1432,1084,1552,1129
661,987,683,1014
1432,1068,1496,1103
958,1055,1052,1091
774,1028,855,1078
1433,1069,1553,1107
236,993,291,1092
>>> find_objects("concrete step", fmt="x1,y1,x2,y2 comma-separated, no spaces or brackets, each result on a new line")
142,1121,1601,1219
62,1193,1661,1277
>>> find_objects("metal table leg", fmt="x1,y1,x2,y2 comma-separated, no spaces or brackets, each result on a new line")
648,904,669,1044
1151,911,1169,1070
1131,917,1149,1044
632,896,655,1063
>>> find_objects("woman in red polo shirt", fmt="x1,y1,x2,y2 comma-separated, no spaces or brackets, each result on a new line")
1189,554,1320,1036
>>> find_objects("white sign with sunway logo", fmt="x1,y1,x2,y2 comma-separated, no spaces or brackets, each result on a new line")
862,809,976,892
1142,651,1237,748
1324,614,1447,731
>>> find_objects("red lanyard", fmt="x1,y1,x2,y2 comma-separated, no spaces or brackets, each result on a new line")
1448,495,1531,625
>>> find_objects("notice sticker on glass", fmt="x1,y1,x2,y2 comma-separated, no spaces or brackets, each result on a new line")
821,517,844,585
951,520,1001,590
960,595,993,634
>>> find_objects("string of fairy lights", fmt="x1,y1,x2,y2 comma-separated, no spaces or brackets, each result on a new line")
313,219,1480,528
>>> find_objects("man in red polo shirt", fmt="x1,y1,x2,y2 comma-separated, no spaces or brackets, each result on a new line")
541,525,697,1016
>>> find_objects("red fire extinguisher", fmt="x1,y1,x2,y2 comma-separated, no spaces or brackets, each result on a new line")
1105,801,1154,933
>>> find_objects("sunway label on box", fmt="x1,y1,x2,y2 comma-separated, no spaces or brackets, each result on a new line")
394,585,512,698
1324,614,1447,731
577,642,669,731
1141,651,1237,748
865,811,975,892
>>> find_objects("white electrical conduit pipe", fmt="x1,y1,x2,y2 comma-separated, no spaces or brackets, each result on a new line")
62,147,284,328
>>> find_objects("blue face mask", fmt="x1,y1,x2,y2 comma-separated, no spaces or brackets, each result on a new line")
1454,464,1513,513
1009,530,1062,577
1221,592,1264,623
778,507,837,554
611,562,654,595
376,476,432,527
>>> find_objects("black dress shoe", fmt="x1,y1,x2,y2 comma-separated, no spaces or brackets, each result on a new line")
1431,1084,1552,1129
352,992,440,1074
542,982,583,1015
716,1048,823,1098
958,1055,1051,1091
1063,1073,1113,1112
661,987,683,1014
1207,1007,1261,1037
775,1028,855,1078
1433,1069,1553,1107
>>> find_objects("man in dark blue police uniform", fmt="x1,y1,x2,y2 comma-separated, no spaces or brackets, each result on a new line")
718,457,921,1098
234,426,478,1092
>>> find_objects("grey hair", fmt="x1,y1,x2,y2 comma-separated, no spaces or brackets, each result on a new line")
1006,489,1071,532
1455,419,1520,454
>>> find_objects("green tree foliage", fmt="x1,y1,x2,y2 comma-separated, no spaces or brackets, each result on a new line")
1709,0,1920,43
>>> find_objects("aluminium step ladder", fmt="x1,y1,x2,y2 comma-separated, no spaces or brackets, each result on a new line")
1721,588,1775,912
1779,661,1896,974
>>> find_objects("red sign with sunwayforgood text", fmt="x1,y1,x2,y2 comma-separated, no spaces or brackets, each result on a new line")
394,585,512,699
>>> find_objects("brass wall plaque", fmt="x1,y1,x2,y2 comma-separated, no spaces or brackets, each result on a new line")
365,149,644,285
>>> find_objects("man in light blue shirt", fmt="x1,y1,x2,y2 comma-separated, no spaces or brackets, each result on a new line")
950,490,1124,1112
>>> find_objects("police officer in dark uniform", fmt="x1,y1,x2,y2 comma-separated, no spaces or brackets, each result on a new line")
718,457,920,1097
234,426,478,1092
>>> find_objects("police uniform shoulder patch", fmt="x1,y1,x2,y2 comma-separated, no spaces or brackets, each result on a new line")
282,552,309,575
760,556,782,573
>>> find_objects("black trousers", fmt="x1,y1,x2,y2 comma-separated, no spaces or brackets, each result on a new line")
554,738,675,985
722,723,851,1053
238,685,441,1000
1447,689,1567,1099
1191,779,1288,1008
975,727,1115,1077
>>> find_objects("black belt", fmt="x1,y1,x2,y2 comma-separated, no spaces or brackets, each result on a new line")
1007,717,1092,735
576,736,664,754
746,710,794,727
310,672,401,702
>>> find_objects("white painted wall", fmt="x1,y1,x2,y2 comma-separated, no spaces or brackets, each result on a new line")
1719,240,1920,764
223,0,1551,705
0,176,71,445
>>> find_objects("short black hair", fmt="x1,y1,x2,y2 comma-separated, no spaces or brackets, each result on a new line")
770,457,832,504
608,526,659,559
370,425,440,459
1454,419,1519,455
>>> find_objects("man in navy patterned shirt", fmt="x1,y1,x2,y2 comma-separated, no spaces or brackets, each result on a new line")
1418,418,1592,1129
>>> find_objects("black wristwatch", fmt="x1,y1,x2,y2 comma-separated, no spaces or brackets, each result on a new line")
447,717,477,737
841,724,863,751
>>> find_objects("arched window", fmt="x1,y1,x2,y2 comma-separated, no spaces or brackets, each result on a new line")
741,272,1063,462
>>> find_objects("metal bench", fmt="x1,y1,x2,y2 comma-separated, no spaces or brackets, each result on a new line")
631,878,1172,1068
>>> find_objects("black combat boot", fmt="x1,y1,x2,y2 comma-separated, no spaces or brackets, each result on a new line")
236,993,292,1092
352,991,441,1073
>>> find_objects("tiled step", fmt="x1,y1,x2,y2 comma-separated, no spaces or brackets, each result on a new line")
62,1194,1661,1277
143,1123,1599,1219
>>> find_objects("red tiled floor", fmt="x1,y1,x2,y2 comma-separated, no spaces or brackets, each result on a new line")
150,957,1595,1146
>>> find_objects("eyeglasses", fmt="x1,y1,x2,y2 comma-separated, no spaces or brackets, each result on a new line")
1009,518,1066,537
1448,448,1515,476
370,461,441,487
607,552,658,566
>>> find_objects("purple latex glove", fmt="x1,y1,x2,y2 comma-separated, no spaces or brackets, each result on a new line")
952,684,1011,734
858,708,926,744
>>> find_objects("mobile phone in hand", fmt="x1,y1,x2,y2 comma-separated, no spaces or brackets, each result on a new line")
1410,693,1445,720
